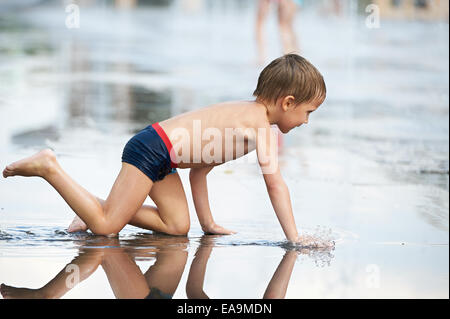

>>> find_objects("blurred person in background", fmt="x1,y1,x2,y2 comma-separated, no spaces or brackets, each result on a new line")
256,0,302,66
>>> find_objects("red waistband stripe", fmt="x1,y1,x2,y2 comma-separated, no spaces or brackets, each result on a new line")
152,122,178,168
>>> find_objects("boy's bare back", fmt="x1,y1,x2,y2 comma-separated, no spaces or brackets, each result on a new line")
159,100,273,169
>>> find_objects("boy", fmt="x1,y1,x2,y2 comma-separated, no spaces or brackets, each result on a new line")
2,54,326,246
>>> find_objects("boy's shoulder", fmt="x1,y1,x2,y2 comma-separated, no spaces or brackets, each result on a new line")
224,101,270,127
198,100,270,128
161,101,270,136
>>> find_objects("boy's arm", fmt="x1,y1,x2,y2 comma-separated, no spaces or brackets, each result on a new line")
256,125,299,242
189,166,236,235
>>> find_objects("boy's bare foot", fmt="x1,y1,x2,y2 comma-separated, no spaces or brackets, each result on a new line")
0,283,43,299
68,215,88,233
2,149,57,179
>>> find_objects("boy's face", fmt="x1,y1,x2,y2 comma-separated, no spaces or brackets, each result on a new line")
277,97,321,133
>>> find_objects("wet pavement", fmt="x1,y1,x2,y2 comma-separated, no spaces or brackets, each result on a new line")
0,1,448,298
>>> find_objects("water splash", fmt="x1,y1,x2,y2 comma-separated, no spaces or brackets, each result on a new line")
295,225,336,248
205,226,337,267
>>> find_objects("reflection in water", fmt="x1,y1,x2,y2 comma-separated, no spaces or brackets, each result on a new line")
0,234,334,299
0,234,188,299
417,187,449,232
63,39,173,131
65,81,172,129
11,125,60,147
186,235,301,299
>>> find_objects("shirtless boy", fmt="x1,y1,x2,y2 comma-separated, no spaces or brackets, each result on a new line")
2,54,326,245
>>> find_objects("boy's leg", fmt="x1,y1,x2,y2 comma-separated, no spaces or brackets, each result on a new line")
101,247,150,299
68,172,190,236
143,248,188,297
0,250,103,299
3,149,152,235
256,0,271,65
277,0,299,54
130,172,190,236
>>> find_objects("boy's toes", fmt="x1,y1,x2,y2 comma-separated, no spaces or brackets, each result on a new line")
67,216,88,233
3,165,15,178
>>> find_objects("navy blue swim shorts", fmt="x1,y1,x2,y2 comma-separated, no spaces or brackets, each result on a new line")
145,287,173,299
122,122,178,182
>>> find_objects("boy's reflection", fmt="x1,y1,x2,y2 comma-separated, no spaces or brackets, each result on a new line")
186,235,299,299
0,235,188,299
0,234,322,299
102,235,188,299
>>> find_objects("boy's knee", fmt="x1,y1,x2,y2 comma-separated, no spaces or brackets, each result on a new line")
90,221,120,237
92,228,118,237
167,219,190,236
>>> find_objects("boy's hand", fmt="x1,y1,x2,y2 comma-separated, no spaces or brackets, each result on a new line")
292,234,335,249
202,223,236,235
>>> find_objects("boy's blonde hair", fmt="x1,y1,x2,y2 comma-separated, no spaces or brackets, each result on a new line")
253,54,326,106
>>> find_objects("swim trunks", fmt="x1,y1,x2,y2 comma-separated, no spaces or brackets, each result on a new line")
145,287,173,299
122,122,178,183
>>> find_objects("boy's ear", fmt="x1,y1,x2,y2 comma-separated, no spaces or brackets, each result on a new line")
281,95,296,111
